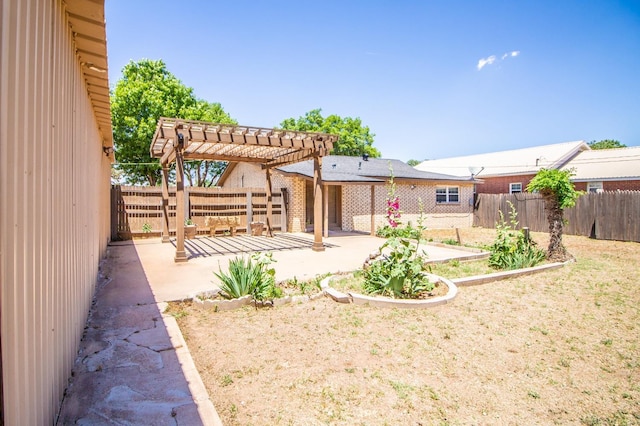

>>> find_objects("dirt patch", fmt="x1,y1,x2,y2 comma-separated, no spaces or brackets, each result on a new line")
170,230,640,425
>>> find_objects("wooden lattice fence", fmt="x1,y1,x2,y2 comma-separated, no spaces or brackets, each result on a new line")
111,185,286,240
473,191,640,242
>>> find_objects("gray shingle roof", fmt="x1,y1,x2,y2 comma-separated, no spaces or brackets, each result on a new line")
278,155,471,183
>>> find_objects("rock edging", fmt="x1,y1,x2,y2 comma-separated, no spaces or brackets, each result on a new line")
320,274,459,309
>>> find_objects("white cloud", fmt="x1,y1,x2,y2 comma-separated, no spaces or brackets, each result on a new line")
477,55,496,70
478,51,521,70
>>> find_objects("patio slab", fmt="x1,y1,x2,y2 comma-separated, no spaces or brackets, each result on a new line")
131,232,483,302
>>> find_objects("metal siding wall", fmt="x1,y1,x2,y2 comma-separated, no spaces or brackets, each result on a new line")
0,0,111,424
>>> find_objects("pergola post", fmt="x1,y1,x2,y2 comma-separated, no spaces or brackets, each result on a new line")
265,167,273,237
312,155,325,251
323,183,329,238
161,165,170,243
174,142,187,262
370,185,376,236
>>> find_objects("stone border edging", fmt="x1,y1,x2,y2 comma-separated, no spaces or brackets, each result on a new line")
451,261,567,287
158,303,223,426
188,260,568,312
320,274,459,309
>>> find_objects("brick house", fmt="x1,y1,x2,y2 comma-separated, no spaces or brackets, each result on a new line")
218,156,476,233
562,146,640,192
415,141,589,194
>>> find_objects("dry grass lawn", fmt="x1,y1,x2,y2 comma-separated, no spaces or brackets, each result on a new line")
169,228,640,425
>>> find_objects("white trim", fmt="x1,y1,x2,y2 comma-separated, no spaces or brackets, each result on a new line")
509,182,523,193
587,181,603,193
436,186,460,203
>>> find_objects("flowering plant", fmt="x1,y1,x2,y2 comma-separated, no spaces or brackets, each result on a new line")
385,163,402,228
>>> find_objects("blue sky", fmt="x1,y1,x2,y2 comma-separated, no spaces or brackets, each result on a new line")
105,0,640,162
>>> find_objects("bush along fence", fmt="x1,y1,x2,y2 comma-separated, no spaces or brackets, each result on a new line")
111,185,287,240
473,191,640,243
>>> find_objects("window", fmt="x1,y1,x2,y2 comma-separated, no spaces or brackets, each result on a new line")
436,186,459,203
510,182,522,194
587,181,603,193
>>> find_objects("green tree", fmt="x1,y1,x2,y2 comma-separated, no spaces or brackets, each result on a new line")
406,159,421,167
279,109,380,157
588,139,626,150
526,169,583,262
111,59,235,186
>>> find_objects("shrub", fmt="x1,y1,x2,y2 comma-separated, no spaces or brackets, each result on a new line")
363,237,433,298
488,202,545,270
214,252,278,301
376,223,421,240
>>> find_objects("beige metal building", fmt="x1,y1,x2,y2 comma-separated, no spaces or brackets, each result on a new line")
0,0,112,423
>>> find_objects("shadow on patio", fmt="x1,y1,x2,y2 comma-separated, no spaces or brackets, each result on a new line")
172,233,338,258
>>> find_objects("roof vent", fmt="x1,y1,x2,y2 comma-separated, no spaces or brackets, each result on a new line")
362,153,369,161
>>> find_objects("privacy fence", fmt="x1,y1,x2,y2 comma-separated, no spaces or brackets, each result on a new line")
473,191,640,243
111,185,287,240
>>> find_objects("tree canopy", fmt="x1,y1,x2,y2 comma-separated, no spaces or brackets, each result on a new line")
406,159,421,167
111,59,236,186
279,109,380,157
588,139,626,150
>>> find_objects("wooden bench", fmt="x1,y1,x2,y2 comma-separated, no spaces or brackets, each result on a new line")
204,216,240,237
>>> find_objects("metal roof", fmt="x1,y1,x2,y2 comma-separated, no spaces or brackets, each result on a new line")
562,146,640,181
150,118,337,169
415,141,589,177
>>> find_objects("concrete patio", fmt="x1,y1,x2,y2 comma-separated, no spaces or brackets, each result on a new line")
57,232,486,425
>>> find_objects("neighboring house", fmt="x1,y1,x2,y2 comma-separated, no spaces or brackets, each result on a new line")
218,155,476,232
414,141,589,194
1,1,112,424
562,146,640,192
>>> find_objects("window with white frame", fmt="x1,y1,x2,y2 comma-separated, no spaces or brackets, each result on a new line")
510,182,523,193
436,186,459,203
587,181,603,193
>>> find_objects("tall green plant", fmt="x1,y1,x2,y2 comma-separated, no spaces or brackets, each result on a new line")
363,237,432,298
214,252,278,301
488,201,545,270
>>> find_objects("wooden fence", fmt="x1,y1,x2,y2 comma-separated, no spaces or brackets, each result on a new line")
473,191,640,242
111,185,287,240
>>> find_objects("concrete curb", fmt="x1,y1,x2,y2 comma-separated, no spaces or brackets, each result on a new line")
321,274,459,309
160,308,223,426
451,261,567,287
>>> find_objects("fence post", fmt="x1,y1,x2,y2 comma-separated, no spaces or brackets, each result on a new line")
110,185,118,241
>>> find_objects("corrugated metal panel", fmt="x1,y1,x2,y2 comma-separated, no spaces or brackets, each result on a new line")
0,0,111,424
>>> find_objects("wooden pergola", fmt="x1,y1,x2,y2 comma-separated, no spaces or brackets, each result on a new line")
150,117,337,262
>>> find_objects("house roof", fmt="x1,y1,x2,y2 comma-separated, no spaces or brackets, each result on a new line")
66,0,113,149
415,141,589,178
277,155,473,184
562,146,640,181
